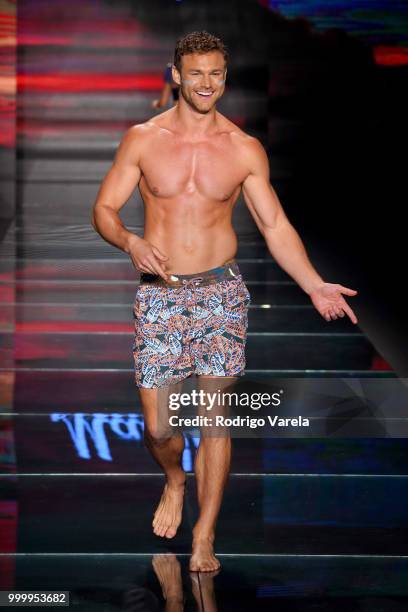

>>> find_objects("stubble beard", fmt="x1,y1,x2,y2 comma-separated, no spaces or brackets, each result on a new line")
180,87,221,115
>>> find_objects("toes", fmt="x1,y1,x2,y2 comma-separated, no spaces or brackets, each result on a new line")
154,523,165,537
153,518,180,538
165,526,177,538
189,557,221,572
202,563,218,572
189,561,220,572
159,524,168,537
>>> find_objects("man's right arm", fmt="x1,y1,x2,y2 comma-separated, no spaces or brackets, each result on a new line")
91,125,170,280
91,125,143,255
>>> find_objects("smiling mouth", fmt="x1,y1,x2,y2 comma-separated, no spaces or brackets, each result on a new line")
195,91,214,98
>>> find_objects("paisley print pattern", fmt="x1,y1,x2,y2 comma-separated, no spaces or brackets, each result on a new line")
132,274,251,388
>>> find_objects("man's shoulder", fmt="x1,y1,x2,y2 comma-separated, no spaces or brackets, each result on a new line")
124,119,161,138
230,129,265,164
120,117,169,148
217,117,267,172
130,108,176,133
218,114,263,150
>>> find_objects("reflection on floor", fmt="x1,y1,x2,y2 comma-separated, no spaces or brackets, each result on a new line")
1,554,407,610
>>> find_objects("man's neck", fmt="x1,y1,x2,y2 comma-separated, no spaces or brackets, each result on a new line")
173,101,219,140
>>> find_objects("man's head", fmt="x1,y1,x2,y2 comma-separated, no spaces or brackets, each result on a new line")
172,31,228,114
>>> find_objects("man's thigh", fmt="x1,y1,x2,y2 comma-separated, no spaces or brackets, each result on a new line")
133,283,193,388
191,276,251,378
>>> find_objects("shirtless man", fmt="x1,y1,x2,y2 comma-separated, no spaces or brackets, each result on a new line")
91,31,358,572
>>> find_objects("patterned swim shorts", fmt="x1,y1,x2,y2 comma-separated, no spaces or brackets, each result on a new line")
132,257,251,388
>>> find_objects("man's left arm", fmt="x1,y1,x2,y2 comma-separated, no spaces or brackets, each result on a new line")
241,137,358,324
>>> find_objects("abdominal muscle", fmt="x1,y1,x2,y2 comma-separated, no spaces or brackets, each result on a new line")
142,197,238,275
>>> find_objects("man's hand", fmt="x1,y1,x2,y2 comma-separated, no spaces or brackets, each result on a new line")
309,283,358,324
128,236,169,281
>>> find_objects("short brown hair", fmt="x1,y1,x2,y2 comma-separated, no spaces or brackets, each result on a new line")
174,30,228,73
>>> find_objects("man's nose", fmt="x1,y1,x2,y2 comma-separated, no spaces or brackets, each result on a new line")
200,75,212,88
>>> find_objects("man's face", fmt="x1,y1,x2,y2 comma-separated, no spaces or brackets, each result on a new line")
172,51,227,114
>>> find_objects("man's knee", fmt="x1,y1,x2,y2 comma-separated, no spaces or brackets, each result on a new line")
143,422,177,447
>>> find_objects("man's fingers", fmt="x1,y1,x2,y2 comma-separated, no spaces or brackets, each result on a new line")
135,254,157,275
139,261,156,274
339,285,358,296
323,310,332,321
148,257,169,281
136,254,168,281
341,301,358,324
151,246,169,261
322,303,355,323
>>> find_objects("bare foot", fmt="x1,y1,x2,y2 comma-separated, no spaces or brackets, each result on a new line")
189,536,221,572
152,477,186,538
190,568,220,611
152,554,184,605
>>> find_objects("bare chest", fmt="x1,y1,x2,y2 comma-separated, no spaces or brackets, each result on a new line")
139,135,247,201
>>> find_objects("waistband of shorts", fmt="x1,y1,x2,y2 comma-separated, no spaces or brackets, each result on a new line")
139,257,241,287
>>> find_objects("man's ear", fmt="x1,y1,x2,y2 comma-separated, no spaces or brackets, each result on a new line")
171,65,181,86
